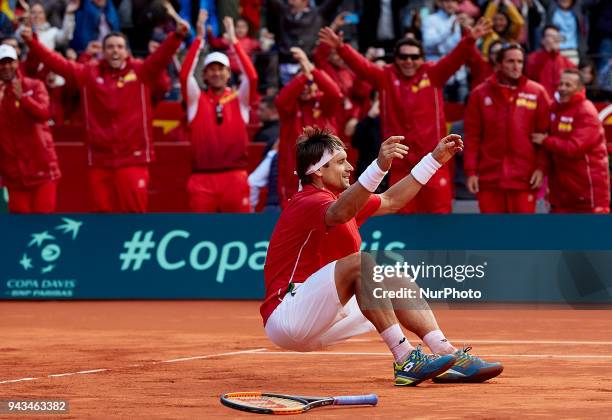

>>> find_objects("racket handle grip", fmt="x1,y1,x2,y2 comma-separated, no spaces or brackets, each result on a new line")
333,394,378,406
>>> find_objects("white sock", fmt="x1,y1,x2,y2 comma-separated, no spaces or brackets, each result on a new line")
381,324,414,363
423,329,457,355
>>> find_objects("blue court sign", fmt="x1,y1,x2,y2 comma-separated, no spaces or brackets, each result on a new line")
1,214,611,303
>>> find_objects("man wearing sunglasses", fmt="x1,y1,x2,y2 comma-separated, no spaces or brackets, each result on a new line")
319,18,491,213
180,12,258,212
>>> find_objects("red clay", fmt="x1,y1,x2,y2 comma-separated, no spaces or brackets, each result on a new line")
1,301,612,418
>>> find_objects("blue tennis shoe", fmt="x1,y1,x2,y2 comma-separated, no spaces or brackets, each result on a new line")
394,346,456,386
432,346,503,383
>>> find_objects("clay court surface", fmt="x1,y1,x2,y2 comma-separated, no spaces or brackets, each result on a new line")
1,301,612,418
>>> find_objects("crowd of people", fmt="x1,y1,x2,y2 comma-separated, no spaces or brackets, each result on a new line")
0,0,610,213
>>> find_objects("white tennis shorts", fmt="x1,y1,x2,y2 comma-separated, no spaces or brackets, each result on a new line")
265,260,375,351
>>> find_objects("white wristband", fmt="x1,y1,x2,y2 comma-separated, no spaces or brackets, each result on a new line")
358,160,388,192
411,153,442,185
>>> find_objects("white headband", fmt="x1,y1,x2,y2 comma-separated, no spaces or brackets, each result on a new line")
305,148,342,175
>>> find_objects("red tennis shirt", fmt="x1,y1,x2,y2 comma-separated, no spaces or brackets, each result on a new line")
261,185,381,324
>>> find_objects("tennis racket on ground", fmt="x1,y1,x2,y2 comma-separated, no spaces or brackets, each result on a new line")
220,392,378,415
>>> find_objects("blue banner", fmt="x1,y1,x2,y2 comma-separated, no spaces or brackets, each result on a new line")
1,215,611,302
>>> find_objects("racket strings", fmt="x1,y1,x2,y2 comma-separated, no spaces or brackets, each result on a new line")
228,395,305,409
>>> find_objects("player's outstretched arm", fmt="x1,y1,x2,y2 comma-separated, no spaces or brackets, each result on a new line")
375,134,463,215
325,136,408,226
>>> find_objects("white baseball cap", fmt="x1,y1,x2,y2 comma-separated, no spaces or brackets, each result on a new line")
203,51,230,68
0,44,17,61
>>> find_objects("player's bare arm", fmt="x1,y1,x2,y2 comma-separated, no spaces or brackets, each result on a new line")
376,134,464,215
325,136,407,226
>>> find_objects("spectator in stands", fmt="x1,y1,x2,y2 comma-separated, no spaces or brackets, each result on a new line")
207,16,261,76
21,20,189,213
351,93,388,192
579,59,610,101
584,0,612,72
180,12,257,213
526,24,575,97
522,0,547,52
34,0,67,29
253,95,280,147
464,43,551,213
312,12,361,141
147,31,172,106
467,38,504,88
532,69,609,213
1,36,26,74
19,1,78,51
241,0,263,35
274,46,342,204
423,0,471,101
0,5,13,37
70,0,120,53
319,18,491,213
357,0,409,53
0,44,61,213
546,0,586,65
248,139,280,212
482,0,525,57
266,0,342,85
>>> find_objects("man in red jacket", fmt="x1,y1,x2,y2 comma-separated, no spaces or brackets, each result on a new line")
275,47,343,205
464,44,551,213
526,25,575,98
532,69,610,213
180,13,258,212
21,21,189,213
0,45,61,213
319,18,491,213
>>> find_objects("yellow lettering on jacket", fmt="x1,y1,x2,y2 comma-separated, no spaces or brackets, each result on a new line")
411,77,431,93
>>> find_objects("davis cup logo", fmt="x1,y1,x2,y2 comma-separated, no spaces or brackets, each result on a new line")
18,218,83,274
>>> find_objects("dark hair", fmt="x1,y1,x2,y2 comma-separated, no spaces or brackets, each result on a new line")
542,24,560,35
496,42,525,64
102,32,129,49
488,39,505,56
0,35,19,44
562,68,584,85
393,37,423,58
260,95,277,110
295,126,345,186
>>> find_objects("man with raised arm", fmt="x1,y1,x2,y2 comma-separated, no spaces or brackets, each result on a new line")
262,126,503,385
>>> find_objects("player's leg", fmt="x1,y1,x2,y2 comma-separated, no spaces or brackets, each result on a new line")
477,189,507,213
115,166,149,213
88,168,115,212
508,190,536,213
187,173,220,212
334,253,456,386
30,180,57,213
6,186,31,213
338,252,503,384
219,170,251,213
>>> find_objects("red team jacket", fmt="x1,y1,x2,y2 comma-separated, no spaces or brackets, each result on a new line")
180,37,258,172
464,73,551,190
543,91,610,212
312,42,367,131
0,76,60,188
26,32,184,168
337,36,477,173
275,69,342,203
526,50,575,98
